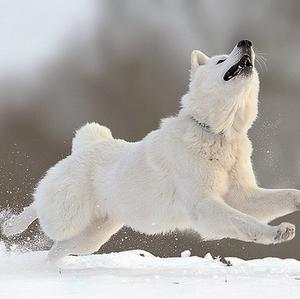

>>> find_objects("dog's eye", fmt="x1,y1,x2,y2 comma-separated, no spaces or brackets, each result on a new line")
217,59,226,64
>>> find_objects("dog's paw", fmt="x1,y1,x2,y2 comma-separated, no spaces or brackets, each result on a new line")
274,222,295,243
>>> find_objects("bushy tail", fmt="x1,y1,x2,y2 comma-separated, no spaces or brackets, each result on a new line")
72,122,113,152
2,204,37,237
2,122,111,238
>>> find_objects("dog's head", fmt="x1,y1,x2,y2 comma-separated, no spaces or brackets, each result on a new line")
190,40,258,88
183,40,260,137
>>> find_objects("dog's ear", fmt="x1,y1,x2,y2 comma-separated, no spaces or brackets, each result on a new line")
191,50,209,73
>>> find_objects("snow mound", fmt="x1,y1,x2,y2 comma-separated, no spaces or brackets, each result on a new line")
0,248,300,299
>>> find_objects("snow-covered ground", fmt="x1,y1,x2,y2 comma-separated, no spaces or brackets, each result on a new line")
0,245,300,299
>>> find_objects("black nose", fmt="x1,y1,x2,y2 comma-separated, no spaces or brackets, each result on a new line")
237,40,252,48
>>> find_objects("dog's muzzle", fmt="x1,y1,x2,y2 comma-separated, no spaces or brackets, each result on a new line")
224,40,253,81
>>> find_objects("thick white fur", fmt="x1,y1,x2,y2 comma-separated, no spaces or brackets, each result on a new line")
72,122,113,152
3,43,300,263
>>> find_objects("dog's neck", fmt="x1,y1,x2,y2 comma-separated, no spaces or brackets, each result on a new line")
180,88,258,140
190,115,224,136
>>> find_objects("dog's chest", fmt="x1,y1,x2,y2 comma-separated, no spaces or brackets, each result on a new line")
198,139,238,170
185,139,240,196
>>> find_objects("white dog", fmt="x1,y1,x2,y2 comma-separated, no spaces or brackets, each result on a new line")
3,40,300,263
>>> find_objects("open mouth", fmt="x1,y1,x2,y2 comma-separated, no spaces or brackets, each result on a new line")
223,54,253,81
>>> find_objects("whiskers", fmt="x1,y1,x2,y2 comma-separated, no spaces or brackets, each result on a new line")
255,50,269,73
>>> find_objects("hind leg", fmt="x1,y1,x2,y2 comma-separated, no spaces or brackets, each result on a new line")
2,205,37,237
47,218,122,264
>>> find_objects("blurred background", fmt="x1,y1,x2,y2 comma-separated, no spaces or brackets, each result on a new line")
0,0,300,259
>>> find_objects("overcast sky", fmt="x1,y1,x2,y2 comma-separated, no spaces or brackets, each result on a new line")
0,0,96,75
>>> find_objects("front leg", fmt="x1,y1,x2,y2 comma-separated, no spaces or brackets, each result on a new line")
184,195,295,245
229,188,300,223
224,145,300,224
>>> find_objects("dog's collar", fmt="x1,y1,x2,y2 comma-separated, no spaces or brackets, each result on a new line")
190,116,224,136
